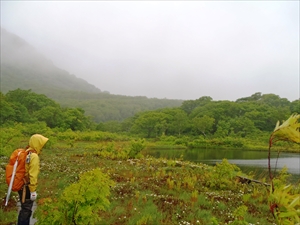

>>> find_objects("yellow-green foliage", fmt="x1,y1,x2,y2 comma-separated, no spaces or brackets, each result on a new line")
232,205,248,224
270,113,300,146
268,114,300,225
0,126,25,156
269,183,300,225
207,159,241,190
35,168,115,225
128,139,146,159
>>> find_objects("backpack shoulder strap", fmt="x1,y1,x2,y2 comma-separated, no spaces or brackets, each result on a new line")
13,149,25,161
25,150,37,163
15,151,22,162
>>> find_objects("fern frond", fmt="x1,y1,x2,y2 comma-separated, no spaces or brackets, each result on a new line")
270,113,300,146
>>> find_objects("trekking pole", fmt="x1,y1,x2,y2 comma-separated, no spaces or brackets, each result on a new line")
5,152,21,206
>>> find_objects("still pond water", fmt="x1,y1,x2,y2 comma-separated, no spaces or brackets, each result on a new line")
142,148,300,183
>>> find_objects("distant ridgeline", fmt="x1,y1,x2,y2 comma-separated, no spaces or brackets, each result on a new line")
1,28,101,94
0,28,183,122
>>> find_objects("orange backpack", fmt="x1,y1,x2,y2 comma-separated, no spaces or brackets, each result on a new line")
6,149,29,192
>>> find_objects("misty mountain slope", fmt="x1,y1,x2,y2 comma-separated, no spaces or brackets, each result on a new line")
0,28,183,122
0,28,101,94
44,90,183,122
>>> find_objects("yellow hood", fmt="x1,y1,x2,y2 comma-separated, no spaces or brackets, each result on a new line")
28,134,49,154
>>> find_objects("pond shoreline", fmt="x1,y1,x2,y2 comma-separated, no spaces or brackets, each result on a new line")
143,147,300,184
145,145,300,153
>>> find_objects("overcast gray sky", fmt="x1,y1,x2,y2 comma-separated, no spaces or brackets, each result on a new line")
1,1,299,101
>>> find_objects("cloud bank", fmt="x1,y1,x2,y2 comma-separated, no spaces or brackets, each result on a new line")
1,1,299,101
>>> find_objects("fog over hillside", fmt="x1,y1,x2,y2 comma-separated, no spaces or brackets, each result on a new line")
1,28,101,94
1,1,299,101
0,28,184,123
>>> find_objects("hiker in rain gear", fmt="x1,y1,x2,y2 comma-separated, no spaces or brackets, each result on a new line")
18,134,48,225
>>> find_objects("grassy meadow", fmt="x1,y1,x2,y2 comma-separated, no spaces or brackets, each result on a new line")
3,138,298,225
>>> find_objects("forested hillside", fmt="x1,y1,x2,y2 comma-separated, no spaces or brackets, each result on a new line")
45,90,183,122
0,28,183,121
2,89,299,143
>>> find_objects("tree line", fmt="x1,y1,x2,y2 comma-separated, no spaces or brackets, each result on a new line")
1,89,92,131
98,93,299,139
1,89,299,139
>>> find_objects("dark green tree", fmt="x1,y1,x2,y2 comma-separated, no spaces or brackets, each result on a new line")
131,111,168,138
6,89,57,114
102,120,122,133
290,99,300,113
181,96,212,115
214,120,231,138
33,106,63,128
0,93,15,125
192,115,215,137
164,108,190,136
0,92,31,125
61,108,91,131
229,117,257,137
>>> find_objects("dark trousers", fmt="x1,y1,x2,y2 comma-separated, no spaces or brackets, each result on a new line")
17,186,33,225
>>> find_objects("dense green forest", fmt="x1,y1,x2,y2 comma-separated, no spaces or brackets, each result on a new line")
1,89,299,150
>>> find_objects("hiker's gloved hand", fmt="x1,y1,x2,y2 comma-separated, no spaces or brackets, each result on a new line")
30,192,37,201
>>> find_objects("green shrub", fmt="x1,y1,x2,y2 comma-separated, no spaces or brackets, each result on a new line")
206,159,241,190
128,139,145,159
20,121,51,136
187,138,207,148
0,125,25,156
35,168,115,225
174,136,190,146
